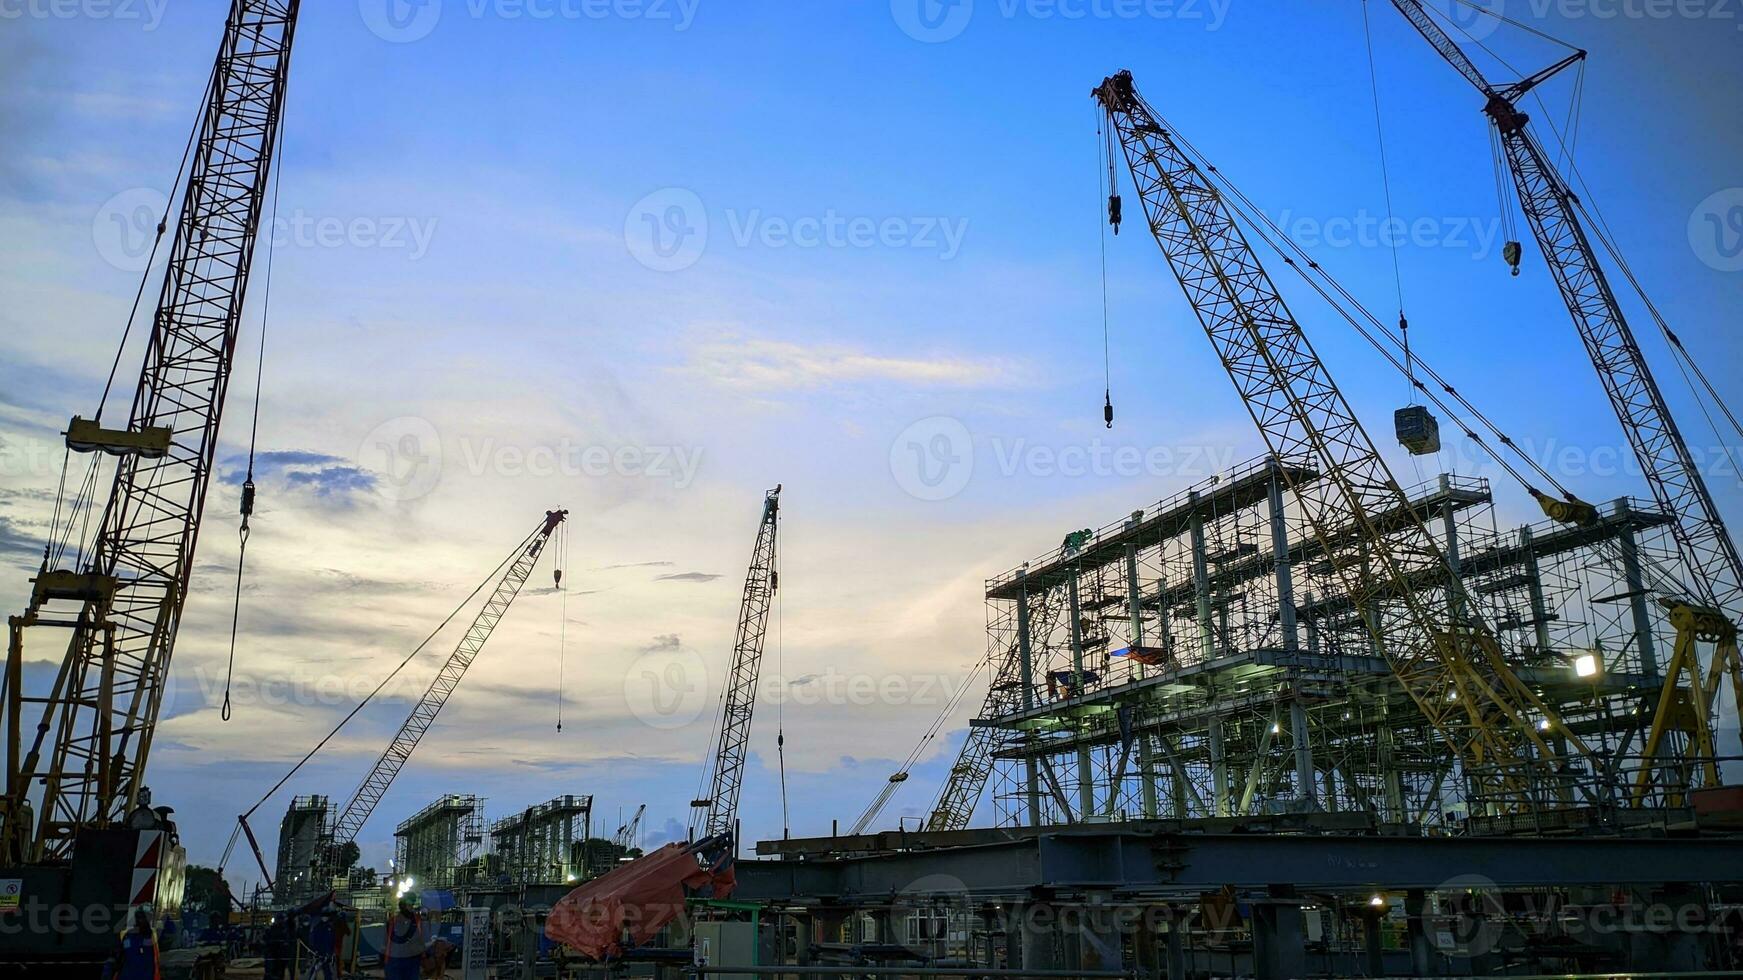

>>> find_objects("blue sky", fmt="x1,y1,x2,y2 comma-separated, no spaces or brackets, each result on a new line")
2,0,1740,890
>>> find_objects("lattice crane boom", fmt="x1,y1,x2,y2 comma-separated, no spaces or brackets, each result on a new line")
1390,0,1743,744
327,510,567,852
691,486,780,842
1094,69,1589,809
1390,2,1742,619
3,0,300,862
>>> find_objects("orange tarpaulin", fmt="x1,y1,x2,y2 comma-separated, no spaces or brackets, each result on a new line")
544,842,735,961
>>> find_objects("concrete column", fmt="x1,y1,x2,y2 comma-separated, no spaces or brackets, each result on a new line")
1190,490,1214,660
1518,524,1554,653
1019,903,1057,970
1068,571,1095,818
1378,716,1405,822
1268,468,1300,654
1406,888,1437,977
1164,906,1188,980
1253,888,1306,980
1613,499,1660,680
1291,696,1316,808
1362,908,1386,977
1016,572,1042,827
1078,898,1125,973
1208,717,1229,817
1440,474,1465,622
1127,541,1160,818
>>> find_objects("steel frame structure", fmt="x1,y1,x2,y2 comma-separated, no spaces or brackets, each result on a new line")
1092,70,1590,811
489,794,592,886
393,793,485,891
693,486,781,841
1389,0,1743,742
964,456,1697,831
1,0,301,861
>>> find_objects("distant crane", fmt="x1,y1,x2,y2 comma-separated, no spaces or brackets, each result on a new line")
256,509,568,901
1389,0,1743,769
690,485,781,845
613,803,646,852
1093,68,1590,810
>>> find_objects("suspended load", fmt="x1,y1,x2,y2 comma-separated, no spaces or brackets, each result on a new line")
1395,404,1441,455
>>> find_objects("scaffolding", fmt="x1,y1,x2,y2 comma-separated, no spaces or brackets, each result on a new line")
274,795,335,903
489,794,593,886
981,455,1704,832
393,794,485,891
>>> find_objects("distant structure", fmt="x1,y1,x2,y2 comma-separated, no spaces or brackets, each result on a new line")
489,794,594,885
393,794,486,892
275,795,335,901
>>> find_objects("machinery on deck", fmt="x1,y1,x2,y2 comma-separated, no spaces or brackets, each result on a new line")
0,2,299,972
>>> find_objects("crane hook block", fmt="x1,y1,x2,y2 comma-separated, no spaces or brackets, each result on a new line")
1103,392,1114,429
1108,193,1122,234
1502,240,1522,277
553,568,563,587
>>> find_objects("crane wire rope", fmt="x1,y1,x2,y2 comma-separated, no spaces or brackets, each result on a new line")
222,88,290,723
848,634,1002,833
220,522,541,868
1428,1,1743,535
775,529,789,839
1096,104,1117,428
51,58,220,575
555,516,570,732
1124,100,1692,601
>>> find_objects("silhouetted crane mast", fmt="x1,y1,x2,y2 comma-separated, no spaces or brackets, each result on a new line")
690,485,781,843
2,0,301,864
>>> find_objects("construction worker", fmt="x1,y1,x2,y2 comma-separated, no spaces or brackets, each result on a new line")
111,908,161,980
384,897,428,980
304,911,337,980
261,913,292,980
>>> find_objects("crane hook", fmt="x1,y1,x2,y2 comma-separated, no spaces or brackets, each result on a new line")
1103,390,1114,429
1108,192,1122,234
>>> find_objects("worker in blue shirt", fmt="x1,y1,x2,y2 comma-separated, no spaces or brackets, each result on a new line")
111,908,160,980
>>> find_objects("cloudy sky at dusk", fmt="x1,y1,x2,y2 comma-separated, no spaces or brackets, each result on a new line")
2,0,1739,889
